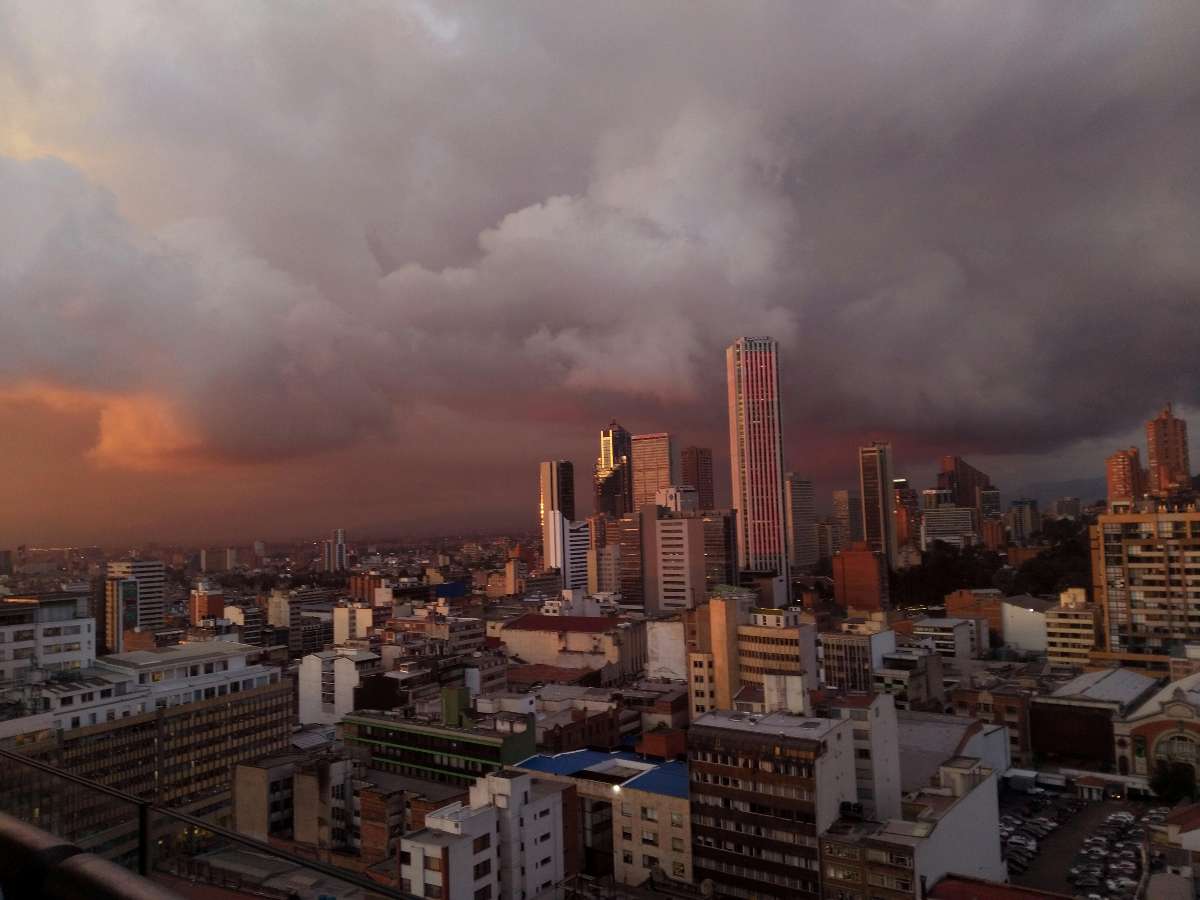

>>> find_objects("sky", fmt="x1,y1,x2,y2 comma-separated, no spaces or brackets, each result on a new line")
1,1,1198,546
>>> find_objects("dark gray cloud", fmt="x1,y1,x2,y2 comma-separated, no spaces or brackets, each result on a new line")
0,0,1197,529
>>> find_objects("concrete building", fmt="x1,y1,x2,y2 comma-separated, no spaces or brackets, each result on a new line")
914,618,973,661
647,514,707,613
832,543,890,612
655,486,698,513
323,527,348,572
895,711,1011,794
517,749,689,885
1008,499,1040,545
1092,508,1200,660
499,615,646,682
727,337,789,591
545,511,591,593
937,457,994,521
859,442,898,569
400,797,500,900
223,603,264,646
1000,595,1053,654
814,691,902,822
820,758,1005,898
1147,403,1191,493
333,602,376,645
645,617,687,681
874,646,945,712
680,446,715,511
1113,671,1200,784
1046,588,1101,670
820,628,897,693
951,683,1034,765
539,460,576,531
833,489,863,548
0,592,95,684
298,647,382,725
188,582,225,626
594,421,633,519
689,702,857,900
473,769,572,900
944,589,1006,644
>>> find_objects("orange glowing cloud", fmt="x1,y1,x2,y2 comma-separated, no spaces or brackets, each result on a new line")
0,383,216,472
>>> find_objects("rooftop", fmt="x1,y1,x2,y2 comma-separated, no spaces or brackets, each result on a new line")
1129,670,1200,719
914,617,969,628
692,709,842,740
502,614,627,633
516,749,688,799
1048,667,1158,707
1162,802,1200,833
1002,594,1055,613
101,640,260,669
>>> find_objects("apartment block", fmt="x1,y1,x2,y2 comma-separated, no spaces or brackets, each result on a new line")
820,629,897,693
0,592,95,684
813,691,902,822
913,618,973,661
873,647,945,712
297,647,382,725
1046,588,1101,670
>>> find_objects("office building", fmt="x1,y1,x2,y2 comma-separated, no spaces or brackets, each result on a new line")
937,456,994,519
105,559,165,634
648,514,707,613
631,433,676,510
1147,403,1191,493
399,798,501,900
0,593,95,684
832,489,863,548
726,337,789,586
812,692,902,822
322,528,348,572
913,618,973,661
681,446,715,510
820,628,896,693
1092,508,1200,657
920,505,977,550
831,543,890,612
656,486,698,513
594,421,633,517
873,647,945,712
1052,496,1082,519
539,460,576,555
698,509,738,591
1107,446,1146,505
341,711,538,787
188,582,225,626
893,476,921,548
544,511,591,592
859,442,898,569
785,473,818,570
688,703,857,900
979,487,1001,520
223,603,264,646
1045,588,1100,670
498,614,646,681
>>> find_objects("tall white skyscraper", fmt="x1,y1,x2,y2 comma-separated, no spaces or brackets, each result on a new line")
543,510,590,591
106,559,166,632
785,473,818,569
726,337,789,592
858,442,898,569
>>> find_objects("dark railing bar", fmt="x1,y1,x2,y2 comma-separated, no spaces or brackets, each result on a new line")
0,746,420,900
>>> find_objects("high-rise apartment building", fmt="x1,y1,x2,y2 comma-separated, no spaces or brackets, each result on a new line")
859,442,898,569
1008,498,1040,545
726,337,789,587
543,511,591,592
784,473,818,570
631,433,676,510
1107,447,1146,505
1146,403,1191,493
681,446,715,510
832,490,863,548
699,509,738,591
893,477,921,548
105,559,165,634
647,515,707,614
594,421,633,517
921,505,978,550
1092,508,1200,657
322,528,348,572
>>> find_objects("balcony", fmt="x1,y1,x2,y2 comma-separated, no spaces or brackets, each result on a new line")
0,746,418,899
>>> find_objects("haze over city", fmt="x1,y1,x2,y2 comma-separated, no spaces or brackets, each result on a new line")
2,1,1198,545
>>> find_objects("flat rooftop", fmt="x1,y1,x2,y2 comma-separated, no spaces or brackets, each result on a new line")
517,750,689,799
692,709,842,740
101,640,261,668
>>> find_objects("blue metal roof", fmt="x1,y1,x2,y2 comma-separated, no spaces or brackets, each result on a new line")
516,750,689,799
623,760,690,799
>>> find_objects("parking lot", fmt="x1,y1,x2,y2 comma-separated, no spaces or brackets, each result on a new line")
1000,793,1165,899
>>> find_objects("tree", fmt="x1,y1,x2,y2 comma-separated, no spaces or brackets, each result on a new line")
1151,760,1196,803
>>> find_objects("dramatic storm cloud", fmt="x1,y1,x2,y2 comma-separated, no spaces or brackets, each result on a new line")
1,1,1198,542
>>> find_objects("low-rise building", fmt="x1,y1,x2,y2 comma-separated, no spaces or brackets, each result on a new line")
297,647,382,725
914,618,973,661
1113,671,1200,782
951,683,1034,765
0,592,95,684
873,646,945,712
821,629,897,693
1045,589,1100,671
820,758,1005,899
896,710,1011,794
1000,595,1053,654
499,615,646,683
813,691,902,821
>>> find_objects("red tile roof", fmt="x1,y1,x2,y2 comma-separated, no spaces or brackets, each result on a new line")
502,614,623,633
1165,803,1200,833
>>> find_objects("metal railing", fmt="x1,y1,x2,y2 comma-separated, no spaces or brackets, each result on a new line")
0,745,418,900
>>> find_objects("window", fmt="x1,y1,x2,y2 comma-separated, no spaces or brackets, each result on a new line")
642,855,658,869
672,861,685,877
400,851,411,865
425,856,443,872
473,834,490,853
474,888,492,900
642,831,658,846
670,812,683,827
622,826,633,842
473,860,491,878
424,885,443,899
671,837,684,852
641,806,658,822
621,803,632,816
622,851,634,864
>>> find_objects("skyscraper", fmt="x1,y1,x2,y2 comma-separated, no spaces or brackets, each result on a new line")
784,473,818,569
1106,447,1145,505
538,459,575,534
893,476,920,548
594,421,632,517
543,510,590,591
858,442,897,569
322,528,348,572
630,432,676,510
681,446,715,510
726,337,789,589
1146,403,1191,493
937,456,994,519
831,489,861,552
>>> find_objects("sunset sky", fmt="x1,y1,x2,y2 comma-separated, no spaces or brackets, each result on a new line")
2,2,1197,545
